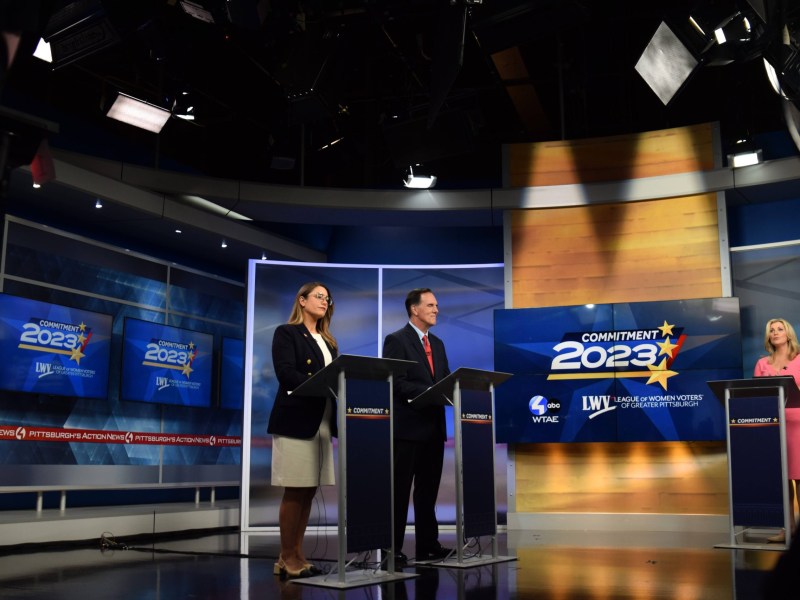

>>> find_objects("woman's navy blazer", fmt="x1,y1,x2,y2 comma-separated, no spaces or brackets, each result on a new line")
266,323,338,439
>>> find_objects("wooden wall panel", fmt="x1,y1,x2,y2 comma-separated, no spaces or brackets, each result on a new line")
507,123,716,187
514,442,729,514
511,194,723,307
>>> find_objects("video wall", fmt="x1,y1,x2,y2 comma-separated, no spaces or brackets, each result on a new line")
0,293,112,399
494,297,743,443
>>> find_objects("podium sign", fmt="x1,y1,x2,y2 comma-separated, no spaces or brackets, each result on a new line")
708,376,798,549
411,367,515,568
292,354,417,588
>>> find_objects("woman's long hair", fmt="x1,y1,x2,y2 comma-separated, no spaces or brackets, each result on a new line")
764,318,799,360
287,281,337,351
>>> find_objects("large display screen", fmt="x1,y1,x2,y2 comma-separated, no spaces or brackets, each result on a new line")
121,317,213,407
0,293,112,399
219,336,244,410
494,297,742,443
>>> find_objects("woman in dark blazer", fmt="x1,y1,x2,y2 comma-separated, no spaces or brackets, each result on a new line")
267,281,337,579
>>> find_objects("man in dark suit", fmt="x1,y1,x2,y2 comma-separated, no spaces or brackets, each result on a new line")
383,287,452,566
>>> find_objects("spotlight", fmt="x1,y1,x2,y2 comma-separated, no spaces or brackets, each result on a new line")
172,92,195,121
33,38,52,63
221,239,228,248
106,92,171,133
728,148,763,167
95,198,103,208
635,21,702,106
261,251,267,260
403,164,437,189
727,136,763,167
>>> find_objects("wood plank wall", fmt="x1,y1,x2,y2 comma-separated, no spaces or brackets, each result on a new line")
507,123,730,516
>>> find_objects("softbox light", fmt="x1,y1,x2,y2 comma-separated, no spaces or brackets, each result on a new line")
635,21,701,106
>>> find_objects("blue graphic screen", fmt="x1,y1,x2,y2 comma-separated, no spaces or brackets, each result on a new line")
494,297,743,442
121,317,213,407
0,293,112,399
219,336,244,410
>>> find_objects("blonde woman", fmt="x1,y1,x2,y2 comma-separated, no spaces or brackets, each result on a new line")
754,317,800,543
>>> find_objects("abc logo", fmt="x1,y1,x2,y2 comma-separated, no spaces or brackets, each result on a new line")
528,396,561,416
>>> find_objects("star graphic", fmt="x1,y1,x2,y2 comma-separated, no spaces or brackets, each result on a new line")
657,320,675,337
646,358,678,391
656,337,679,358
79,322,87,332
70,346,85,364
189,341,196,350
181,362,194,378
77,332,87,345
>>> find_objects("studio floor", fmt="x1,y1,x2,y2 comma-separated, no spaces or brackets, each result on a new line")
0,514,796,600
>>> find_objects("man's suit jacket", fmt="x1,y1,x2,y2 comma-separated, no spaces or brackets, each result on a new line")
383,323,450,442
267,323,338,439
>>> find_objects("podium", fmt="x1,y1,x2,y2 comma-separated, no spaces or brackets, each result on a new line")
410,367,515,568
290,354,418,589
708,376,800,550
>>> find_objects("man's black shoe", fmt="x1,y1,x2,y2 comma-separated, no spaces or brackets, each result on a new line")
416,544,453,561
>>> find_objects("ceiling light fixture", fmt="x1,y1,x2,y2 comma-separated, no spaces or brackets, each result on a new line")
95,198,103,208
106,92,171,133
179,1,215,24
33,38,52,63
172,92,195,121
403,164,437,189
728,149,763,167
221,239,227,248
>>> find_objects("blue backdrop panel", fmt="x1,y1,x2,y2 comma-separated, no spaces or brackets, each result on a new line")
344,377,393,553
728,395,784,527
0,293,113,399
461,388,497,538
495,297,742,443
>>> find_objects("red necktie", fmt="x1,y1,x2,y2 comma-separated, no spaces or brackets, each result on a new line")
422,334,434,375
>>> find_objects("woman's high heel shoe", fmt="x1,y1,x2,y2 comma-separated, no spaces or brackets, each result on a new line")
274,557,312,580
767,529,786,543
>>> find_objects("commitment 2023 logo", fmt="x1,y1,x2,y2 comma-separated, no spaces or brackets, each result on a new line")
18,318,94,365
547,321,685,391
142,340,198,378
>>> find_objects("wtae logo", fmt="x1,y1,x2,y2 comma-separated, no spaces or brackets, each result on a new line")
581,395,617,419
35,362,54,379
528,395,560,423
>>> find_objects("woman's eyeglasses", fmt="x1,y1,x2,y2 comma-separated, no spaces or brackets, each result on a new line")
310,292,333,305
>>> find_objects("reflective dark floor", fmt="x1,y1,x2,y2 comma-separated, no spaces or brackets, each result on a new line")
0,527,796,599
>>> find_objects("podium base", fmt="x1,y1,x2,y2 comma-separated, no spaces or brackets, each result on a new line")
714,542,788,552
292,568,418,589
415,554,517,569
714,527,791,552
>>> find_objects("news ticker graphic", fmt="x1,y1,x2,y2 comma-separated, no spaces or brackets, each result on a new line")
0,425,241,447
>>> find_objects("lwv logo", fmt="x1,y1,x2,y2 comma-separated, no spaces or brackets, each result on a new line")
35,362,54,379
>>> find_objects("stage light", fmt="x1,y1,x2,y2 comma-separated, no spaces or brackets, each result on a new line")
106,92,170,133
635,21,701,106
221,239,228,248
729,149,763,167
172,92,195,121
179,0,215,24
403,165,437,189
33,38,52,63
95,198,103,209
